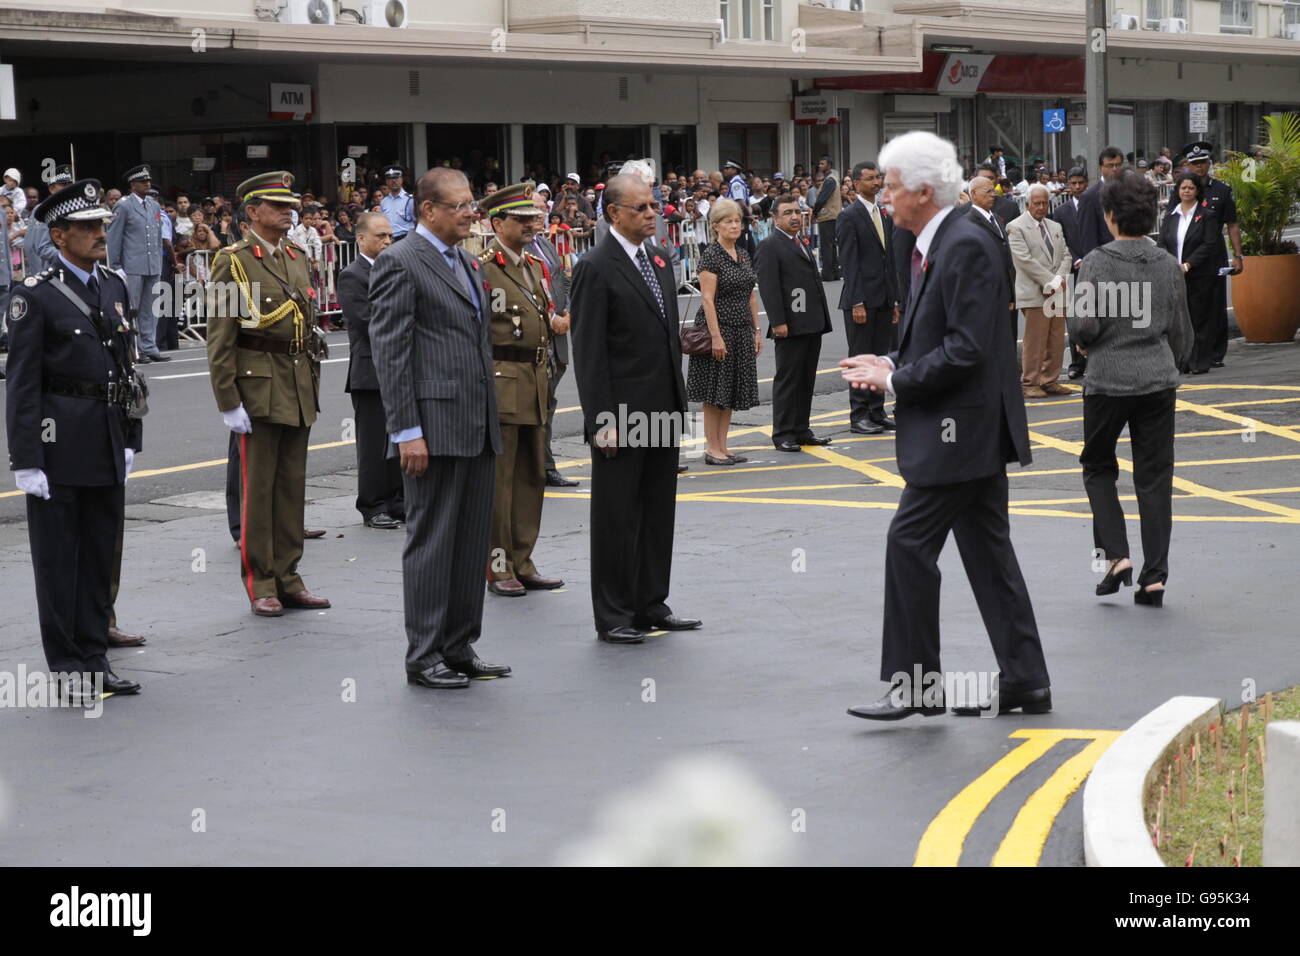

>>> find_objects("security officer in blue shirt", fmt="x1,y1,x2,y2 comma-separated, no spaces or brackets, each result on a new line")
106,164,171,363
379,165,415,240
6,179,145,699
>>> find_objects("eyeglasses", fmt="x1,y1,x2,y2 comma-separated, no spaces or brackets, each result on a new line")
430,200,480,214
611,202,663,215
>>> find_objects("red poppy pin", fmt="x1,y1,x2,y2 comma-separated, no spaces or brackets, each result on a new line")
470,258,479,271
1194,215,1202,222
306,288,316,299
923,259,930,273
653,255,666,268
483,281,491,292
494,251,506,267
802,237,810,246
252,244,263,259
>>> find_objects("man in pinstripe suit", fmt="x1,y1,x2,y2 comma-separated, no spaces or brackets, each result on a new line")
368,168,509,690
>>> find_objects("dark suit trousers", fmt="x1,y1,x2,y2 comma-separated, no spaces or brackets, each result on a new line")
817,220,839,279
1184,274,1219,373
1210,273,1229,364
351,389,405,519
1080,389,1176,588
844,308,893,423
28,482,123,675
881,473,1049,695
589,443,677,631
771,333,822,445
402,444,495,671
543,358,567,473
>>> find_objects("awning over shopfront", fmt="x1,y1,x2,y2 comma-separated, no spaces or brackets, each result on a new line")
816,52,1084,96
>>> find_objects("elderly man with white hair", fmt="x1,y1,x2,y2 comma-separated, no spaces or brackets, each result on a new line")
839,131,1051,721
1007,183,1072,398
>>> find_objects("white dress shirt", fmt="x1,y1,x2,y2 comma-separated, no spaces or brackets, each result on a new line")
1172,202,1197,264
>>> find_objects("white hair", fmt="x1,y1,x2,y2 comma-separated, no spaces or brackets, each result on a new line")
618,158,657,186
966,177,993,195
1027,183,1051,201
877,132,962,208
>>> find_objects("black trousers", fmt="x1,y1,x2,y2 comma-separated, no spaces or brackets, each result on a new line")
844,308,893,424
881,472,1049,695
771,333,822,445
28,482,124,674
1184,274,1218,373
1080,388,1176,588
589,443,678,632
817,219,839,279
351,389,405,520
1210,272,1229,364
543,358,567,474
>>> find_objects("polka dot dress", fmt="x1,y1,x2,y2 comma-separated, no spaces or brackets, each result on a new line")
687,242,760,411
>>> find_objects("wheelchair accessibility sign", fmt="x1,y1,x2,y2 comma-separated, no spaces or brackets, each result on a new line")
1042,109,1066,134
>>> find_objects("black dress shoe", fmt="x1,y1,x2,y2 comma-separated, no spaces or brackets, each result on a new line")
847,688,945,720
546,471,579,487
677,464,688,474
850,421,885,435
870,415,897,431
1067,367,1084,379
148,353,172,362
774,441,803,453
646,614,701,631
1191,367,1210,375
951,685,1051,716
444,655,512,679
364,513,402,530
799,435,832,446
597,626,647,644
407,664,470,689
102,669,141,695
1211,361,1225,368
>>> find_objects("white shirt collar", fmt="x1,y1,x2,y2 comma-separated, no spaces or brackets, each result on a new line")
1174,202,1198,219
611,226,645,263
359,252,375,265
915,205,956,261
857,195,877,213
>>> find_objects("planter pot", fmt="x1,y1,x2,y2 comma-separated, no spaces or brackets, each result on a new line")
1232,253,1300,343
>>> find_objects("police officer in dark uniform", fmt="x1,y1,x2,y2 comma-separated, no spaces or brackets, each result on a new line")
1167,141,1243,368
5,179,144,699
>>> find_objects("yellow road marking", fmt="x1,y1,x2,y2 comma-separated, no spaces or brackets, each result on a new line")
916,729,1119,867
801,443,906,488
1175,395,1300,444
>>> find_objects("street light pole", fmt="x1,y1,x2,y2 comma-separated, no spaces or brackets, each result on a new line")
1085,0,1109,169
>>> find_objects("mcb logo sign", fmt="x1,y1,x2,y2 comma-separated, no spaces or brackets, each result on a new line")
938,54,994,93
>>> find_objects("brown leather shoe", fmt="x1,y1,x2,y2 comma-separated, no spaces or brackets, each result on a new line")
1042,383,1073,396
519,572,564,590
281,589,331,609
108,626,146,647
304,529,327,539
251,596,285,617
1022,386,1048,398
487,578,527,597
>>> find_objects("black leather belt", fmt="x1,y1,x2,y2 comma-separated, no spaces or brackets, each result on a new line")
45,375,130,408
238,333,302,355
493,345,548,366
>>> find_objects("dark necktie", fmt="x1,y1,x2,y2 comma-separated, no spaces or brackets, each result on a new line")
635,247,665,316
86,272,100,298
910,247,924,284
1039,221,1054,258
444,248,478,312
989,212,1003,239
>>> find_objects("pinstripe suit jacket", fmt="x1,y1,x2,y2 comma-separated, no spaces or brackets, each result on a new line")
367,229,502,458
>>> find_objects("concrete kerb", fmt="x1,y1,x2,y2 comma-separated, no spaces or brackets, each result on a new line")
1083,695,1220,867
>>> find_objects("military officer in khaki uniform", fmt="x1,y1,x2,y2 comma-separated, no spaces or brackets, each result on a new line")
207,171,331,617
480,184,565,597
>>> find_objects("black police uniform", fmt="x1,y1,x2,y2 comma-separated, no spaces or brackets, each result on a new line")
1168,172,1237,364
5,261,142,676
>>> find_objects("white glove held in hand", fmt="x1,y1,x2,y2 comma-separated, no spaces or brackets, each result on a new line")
15,468,51,500
1042,275,1064,295
124,448,135,479
222,405,253,434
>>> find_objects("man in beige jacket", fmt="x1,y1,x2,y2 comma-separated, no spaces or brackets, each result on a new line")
1007,184,1072,398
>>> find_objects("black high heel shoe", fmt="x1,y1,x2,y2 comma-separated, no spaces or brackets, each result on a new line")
1135,585,1165,607
1095,559,1133,596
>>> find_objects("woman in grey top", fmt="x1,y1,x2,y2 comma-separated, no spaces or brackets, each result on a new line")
1068,169,1193,607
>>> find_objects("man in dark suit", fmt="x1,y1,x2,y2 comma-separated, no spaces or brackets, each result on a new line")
1076,147,1124,261
338,211,403,529
529,189,578,488
368,168,508,690
840,132,1050,720
1051,166,1089,378
964,176,1018,349
570,174,699,645
837,161,900,434
756,194,833,451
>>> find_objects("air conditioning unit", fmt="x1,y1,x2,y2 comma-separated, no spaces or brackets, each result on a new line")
363,0,407,27
1159,17,1188,32
1286,23,1300,40
1111,13,1139,30
278,0,334,24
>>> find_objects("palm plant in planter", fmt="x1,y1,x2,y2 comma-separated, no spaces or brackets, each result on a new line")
1216,112,1300,343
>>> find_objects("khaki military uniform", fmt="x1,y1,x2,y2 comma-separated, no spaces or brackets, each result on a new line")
207,230,322,600
480,238,551,583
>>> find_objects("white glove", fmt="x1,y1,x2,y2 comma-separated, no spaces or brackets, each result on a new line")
124,448,135,480
1042,275,1064,295
15,468,51,500
222,405,253,434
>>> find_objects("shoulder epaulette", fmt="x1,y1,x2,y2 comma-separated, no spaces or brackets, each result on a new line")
477,248,495,264
21,267,56,288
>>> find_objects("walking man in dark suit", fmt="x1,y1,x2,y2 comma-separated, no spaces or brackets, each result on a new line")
1051,167,1088,377
338,211,403,529
840,132,1051,720
368,168,509,689
570,174,699,645
755,195,833,452
964,176,1018,350
837,161,901,435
